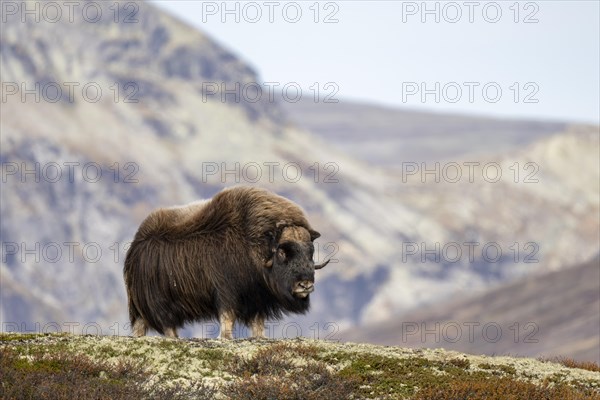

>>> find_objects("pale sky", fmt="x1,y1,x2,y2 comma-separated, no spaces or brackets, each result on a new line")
151,1,600,124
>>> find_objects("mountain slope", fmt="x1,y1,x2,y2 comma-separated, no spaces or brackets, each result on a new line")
341,258,600,363
282,98,568,166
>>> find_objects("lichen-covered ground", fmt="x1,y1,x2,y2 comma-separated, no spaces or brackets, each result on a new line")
1,333,599,399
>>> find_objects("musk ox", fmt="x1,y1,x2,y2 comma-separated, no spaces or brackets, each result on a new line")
123,186,330,339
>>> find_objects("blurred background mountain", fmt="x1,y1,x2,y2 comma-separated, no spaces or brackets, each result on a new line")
1,2,598,362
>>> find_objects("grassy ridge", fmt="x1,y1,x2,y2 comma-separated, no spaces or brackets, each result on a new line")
1,333,599,399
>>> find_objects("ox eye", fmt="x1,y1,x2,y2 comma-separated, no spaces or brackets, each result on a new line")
277,248,286,261
277,242,297,261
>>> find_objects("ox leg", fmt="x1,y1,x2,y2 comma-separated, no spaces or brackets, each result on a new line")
164,327,179,338
218,311,235,340
132,319,148,337
251,316,265,339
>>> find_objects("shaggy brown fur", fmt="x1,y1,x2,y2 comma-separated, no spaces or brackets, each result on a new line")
123,186,327,338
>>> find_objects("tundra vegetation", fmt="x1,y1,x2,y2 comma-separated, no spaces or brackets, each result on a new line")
1,333,599,399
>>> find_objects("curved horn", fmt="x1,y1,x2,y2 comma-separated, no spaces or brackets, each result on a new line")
264,246,278,268
314,258,330,270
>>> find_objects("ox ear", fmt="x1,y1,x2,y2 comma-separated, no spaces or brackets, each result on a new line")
309,229,321,241
263,231,275,268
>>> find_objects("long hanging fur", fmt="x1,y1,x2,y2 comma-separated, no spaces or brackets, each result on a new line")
123,186,317,335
